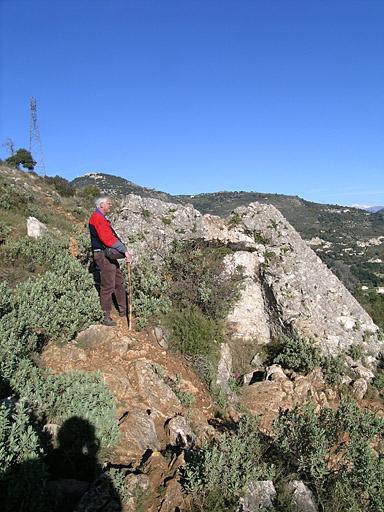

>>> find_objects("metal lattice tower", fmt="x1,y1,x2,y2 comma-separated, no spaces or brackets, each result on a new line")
29,97,46,175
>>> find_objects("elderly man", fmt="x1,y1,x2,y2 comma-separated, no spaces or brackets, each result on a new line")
89,196,132,326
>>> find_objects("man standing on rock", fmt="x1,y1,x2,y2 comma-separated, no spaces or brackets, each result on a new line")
89,196,132,326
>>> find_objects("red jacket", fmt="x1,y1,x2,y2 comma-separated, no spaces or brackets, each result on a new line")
88,209,119,250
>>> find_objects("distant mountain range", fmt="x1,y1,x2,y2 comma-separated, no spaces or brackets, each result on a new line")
72,171,383,240
352,204,384,213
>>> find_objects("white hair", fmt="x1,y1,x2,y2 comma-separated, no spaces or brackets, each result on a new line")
95,196,110,208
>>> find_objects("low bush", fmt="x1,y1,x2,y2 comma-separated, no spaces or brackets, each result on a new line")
0,220,11,243
0,401,50,512
130,258,171,329
273,397,384,511
1,234,68,273
9,256,101,345
165,306,222,358
164,240,243,321
270,336,347,385
0,179,34,211
42,371,119,453
273,336,322,374
184,415,273,512
43,175,75,197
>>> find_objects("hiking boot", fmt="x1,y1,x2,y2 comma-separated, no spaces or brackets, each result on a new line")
102,317,117,327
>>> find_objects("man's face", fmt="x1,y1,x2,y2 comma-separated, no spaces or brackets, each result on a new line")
100,199,112,213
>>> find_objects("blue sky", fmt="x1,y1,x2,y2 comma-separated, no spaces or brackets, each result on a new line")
0,0,383,205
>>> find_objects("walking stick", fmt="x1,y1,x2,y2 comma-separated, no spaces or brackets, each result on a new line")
127,262,133,331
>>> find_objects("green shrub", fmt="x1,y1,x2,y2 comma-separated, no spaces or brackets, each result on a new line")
130,258,171,329
0,281,12,317
0,401,50,512
108,468,130,503
72,227,93,264
42,371,119,453
184,415,273,511
2,234,68,272
10,256,101,344
273,397,384,511
165,306,222,357
0,179,34,211
165,240,243,321
0,220,11,243
321,354,347,386
0,401,43,474
229,211,242,227
273,336,322,374
43,175,75,197
78,185,100,199
141,209,151,220
372,369,384,397
348,344,363,360
270,336,347,384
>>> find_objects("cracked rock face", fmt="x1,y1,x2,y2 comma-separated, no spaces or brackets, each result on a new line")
114,195,381,372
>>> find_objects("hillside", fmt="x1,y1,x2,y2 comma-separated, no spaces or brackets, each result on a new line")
2,164,384,511
72,172,176,203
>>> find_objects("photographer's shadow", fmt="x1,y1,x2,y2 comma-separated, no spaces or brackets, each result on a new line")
47,416,122,512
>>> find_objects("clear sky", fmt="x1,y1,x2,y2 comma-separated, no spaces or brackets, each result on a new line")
0,0,383,205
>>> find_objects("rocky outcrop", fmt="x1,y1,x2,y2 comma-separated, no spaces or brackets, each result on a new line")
241,366,336,432
42,322,213,465
236,203,380,358
114,195,381,373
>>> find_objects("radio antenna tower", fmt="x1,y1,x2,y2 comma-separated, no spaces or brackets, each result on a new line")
29,97,46,175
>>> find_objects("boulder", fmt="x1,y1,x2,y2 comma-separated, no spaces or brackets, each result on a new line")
27,216,48,238
286,480,318,512
152,326,169,349
352,378,368,400
238,480,276,510
165,415,196,449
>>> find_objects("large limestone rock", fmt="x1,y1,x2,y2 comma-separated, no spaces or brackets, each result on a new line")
27,216,48,238
236,202,380,358
114,195,381,372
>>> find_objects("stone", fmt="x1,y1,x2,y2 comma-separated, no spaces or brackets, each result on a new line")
133,360,182,419
27,216,48,238
266,364,287,382
113,195,382,375
352,378,368,400
224,252,271,344
75,325,113,349
216,342,232,393
165,415,196,449
110,337,135,357
286,480,318,512
152,326,169,349
119,410,161,454
250,353,265,369
238,480,277,511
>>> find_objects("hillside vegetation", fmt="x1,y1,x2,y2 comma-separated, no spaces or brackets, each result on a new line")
2,164,384,511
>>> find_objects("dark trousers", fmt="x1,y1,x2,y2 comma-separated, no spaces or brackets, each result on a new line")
93,252,126,318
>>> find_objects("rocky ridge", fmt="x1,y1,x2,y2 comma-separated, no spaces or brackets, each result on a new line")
114,194,382,370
